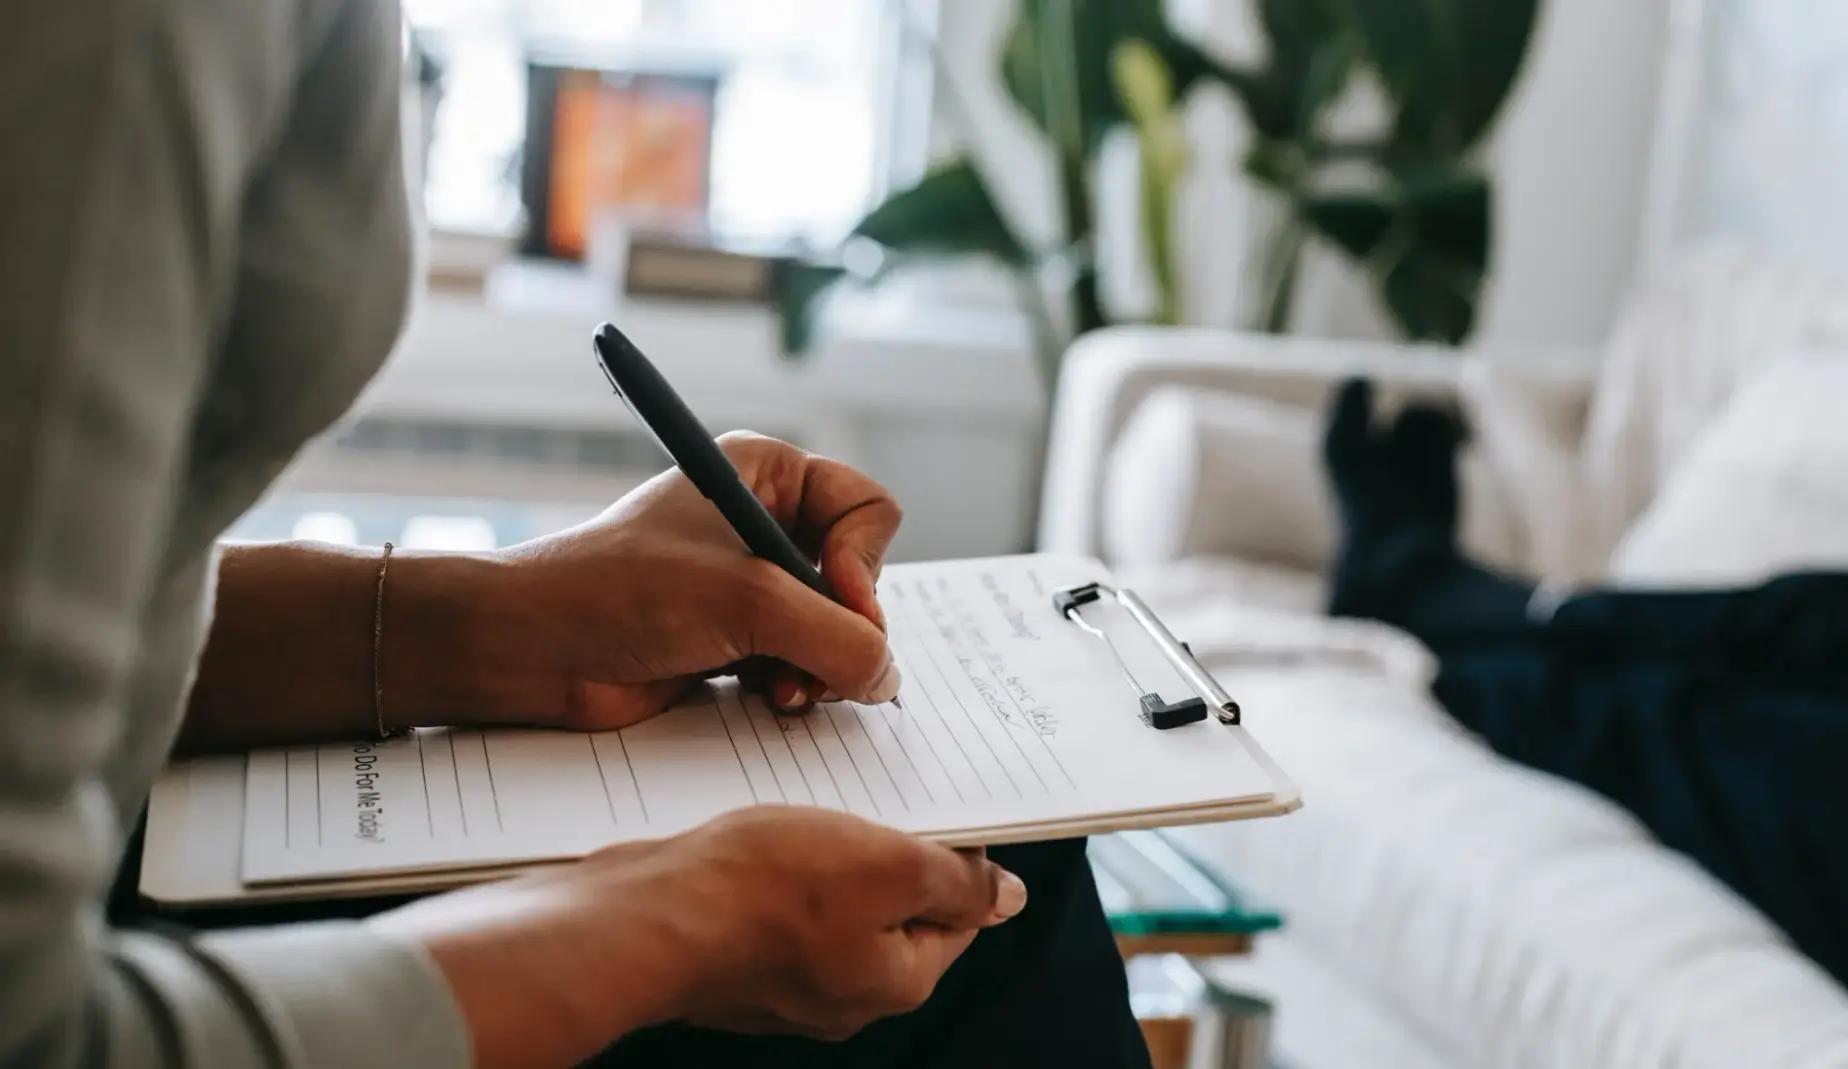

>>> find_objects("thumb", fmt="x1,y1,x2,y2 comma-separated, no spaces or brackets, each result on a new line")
743,566,902,704
909,845,1027,930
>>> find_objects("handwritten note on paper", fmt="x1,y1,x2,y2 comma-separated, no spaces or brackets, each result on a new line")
240,555,1278,885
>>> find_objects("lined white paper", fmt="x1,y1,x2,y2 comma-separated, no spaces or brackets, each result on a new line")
241,555,1278,884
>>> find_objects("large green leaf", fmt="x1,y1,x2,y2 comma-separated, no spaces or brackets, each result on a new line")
1391,169,1490,342
1259,0,1353,100
1001,0,1224,159
1339,0,1448,112
1401,169,1490,271
853,159,1032,264
1114,39,1189,324
1338,0,1537,163
1158,33,1264,104
1453,0,1542,148
1381,245,1480,343
1001,0,1084,159
1299,169,1490,343
772,262,847,357
1258,0,1343,64
1339,0,1461,159
1221,0,1355,142
1301,191,1395,258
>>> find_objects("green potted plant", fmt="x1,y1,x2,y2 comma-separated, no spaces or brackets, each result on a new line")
777,0,1541,390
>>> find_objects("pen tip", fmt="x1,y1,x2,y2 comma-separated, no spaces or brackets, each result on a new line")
891,695,905,711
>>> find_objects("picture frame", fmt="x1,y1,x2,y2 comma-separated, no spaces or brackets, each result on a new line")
520,62,721,260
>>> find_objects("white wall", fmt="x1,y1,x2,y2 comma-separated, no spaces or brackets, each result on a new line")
1648,0,1848,273
1474,0,1673,348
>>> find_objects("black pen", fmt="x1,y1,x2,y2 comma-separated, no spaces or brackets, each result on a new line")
592,322,901,707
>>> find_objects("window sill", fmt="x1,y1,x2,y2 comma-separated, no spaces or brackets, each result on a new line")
372,258,1042,433
309,259,1047,559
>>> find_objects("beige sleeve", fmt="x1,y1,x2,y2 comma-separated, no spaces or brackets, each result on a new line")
0,0,468,1064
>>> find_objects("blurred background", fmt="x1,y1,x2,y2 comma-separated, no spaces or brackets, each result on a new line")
234,3,1848,1066
242,0,1846,564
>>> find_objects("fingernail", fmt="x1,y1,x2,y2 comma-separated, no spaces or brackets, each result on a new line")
992,870,1027,920
869,656,902,704
777,684,807,711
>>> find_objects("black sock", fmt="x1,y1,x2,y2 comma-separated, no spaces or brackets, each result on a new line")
1322,378,1469,624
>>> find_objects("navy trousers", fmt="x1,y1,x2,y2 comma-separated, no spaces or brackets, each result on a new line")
601,838,1149,1067
1346,560,1848,987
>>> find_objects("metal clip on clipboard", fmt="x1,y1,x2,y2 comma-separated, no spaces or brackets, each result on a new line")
1053,582,1242,730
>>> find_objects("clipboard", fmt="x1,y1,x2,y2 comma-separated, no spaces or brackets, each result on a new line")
142,554,1301,909
1053,581,1240,730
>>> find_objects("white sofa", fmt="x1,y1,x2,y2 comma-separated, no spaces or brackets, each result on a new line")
1040,249,1848,1069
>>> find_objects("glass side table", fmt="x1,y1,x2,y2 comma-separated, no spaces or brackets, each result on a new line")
1092,830,1284,1069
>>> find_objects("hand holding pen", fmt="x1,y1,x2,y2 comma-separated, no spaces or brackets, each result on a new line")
588,322,905,715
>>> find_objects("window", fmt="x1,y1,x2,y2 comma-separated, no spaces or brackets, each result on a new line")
406,0,931,244
1652,0,1848,267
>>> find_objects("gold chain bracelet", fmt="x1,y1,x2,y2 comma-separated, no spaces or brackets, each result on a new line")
372,542,408,740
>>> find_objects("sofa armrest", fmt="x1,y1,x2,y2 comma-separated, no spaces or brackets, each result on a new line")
1037,327,1476,559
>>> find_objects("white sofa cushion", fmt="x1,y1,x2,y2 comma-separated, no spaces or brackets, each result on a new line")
1100,385,1529,575
1135,580,1848,1069
1102,388,1335,571
1461,358,1604,581
1582,246,1848,559
1609,351,1848,585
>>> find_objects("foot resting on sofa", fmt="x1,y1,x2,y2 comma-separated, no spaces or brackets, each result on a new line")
1322,376,1848,989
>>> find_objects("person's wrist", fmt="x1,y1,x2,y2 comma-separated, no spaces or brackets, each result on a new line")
372,855,701,1068
383,552,547,728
